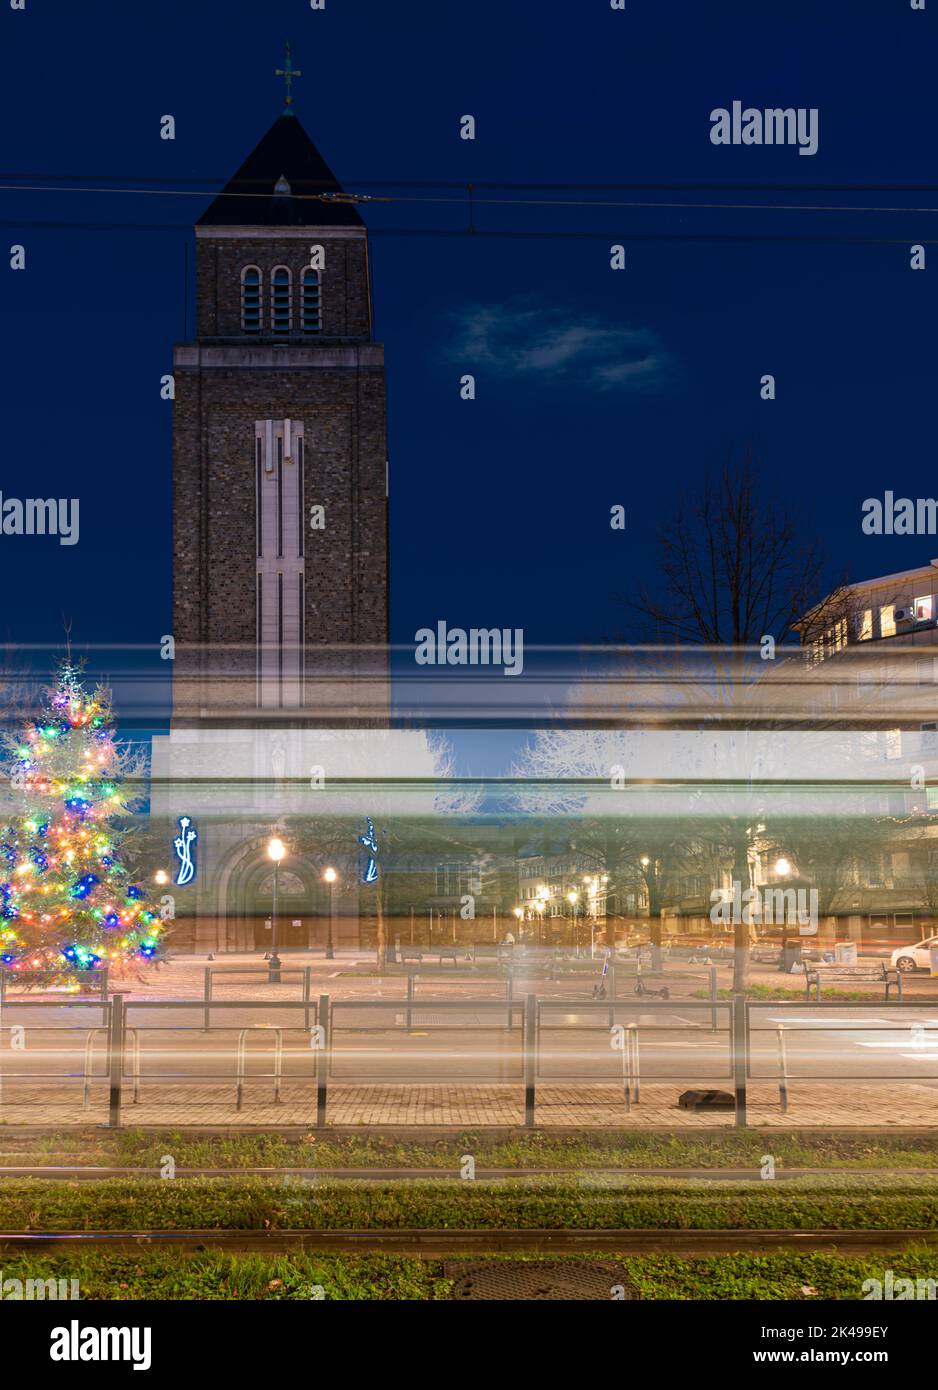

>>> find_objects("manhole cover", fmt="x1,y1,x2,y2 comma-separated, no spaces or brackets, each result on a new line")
445,1260,641,1301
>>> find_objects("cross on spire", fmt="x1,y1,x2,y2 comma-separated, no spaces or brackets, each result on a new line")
276,41,302,114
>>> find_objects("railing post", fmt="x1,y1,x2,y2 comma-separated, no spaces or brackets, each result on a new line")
506,970,513,1032
406,971,415,1030
733,993,748,1128
523,993,536,1128
107,993,125,1129
302,966,312,1030
316,994,330,1128
710,965,718,1033
776,1023,789,1112
100,966,109,1025
203,967,211,1032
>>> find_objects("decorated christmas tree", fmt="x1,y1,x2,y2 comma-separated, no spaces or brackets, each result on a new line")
0,662,164,986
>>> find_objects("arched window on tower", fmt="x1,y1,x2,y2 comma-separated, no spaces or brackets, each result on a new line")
301,268,322,335
241,266,262,334
271,266,292,336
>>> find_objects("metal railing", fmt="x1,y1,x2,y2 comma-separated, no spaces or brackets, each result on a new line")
0,990,935,1130
235,1026,283,1110
202,965,315,1029
762,1003,938,1115
0,966,109,1023
535,997,734,1121
0,998,120,1114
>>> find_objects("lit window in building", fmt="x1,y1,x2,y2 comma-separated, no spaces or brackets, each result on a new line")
885,728,902,759
880,604,896,638
857,609,872,641
915,594,934,622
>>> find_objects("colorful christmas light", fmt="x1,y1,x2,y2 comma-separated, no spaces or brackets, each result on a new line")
0,663,165,985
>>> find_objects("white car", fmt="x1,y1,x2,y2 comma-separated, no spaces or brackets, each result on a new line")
890,935,938,973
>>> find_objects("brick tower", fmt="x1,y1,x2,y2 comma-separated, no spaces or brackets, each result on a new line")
172,102,388,724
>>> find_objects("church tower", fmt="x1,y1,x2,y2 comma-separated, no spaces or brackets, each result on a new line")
172,79,388,724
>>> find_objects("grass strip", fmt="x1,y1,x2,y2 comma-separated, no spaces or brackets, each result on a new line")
3,1129,938,1172
0,1176,936,1231
0,1249,935,1300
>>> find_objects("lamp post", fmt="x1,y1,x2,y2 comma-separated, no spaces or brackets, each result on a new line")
323,866,337,960
583,874,600,958
267,836,286,983
567,890,579,951
536,885,550,946
772,858,809,974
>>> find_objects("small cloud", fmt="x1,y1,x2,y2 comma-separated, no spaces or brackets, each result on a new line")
444,299,676,392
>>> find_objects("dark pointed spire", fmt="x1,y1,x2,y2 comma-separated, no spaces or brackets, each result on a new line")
197,113,364,228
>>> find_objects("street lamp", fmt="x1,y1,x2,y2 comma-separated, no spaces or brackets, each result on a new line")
323,866,338,960
774,857,792,878
153,869,169,887
267,836,286,983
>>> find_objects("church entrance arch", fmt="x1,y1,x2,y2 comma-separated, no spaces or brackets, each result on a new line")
222,840,327,952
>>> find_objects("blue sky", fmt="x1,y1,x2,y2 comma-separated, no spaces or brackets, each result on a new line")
0,0,936,770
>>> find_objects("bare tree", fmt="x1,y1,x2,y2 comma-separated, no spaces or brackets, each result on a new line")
638,445,832,647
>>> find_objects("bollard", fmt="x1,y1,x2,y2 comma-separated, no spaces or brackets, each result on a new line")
710,965,718,1033
203,967,211,1032
733,992,748,1128
316,994,330,1128
406,972,415,1030
506,970,514,1032
523,994,537,1128
107,993,125,1129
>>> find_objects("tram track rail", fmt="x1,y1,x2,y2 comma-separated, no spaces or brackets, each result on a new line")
0,1227,935,1256
1,1165,937,1181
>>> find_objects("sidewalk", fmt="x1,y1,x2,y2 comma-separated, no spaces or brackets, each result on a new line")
3,1081,937,1129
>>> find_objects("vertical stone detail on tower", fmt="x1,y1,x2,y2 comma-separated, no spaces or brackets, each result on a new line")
256,418,305,708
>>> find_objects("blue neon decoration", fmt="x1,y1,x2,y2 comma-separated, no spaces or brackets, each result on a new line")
173,815,197,886
359,816,379,884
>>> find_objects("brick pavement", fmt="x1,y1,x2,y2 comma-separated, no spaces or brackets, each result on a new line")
2,1080,936,1129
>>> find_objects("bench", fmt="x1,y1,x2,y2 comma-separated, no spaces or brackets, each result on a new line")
399,946,424,966
750,945,780,964
803,960,902,1001
437,947,459,967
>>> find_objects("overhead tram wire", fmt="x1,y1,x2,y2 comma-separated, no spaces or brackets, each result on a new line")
0,181,937,216
4,171,938,194
1,178,936,244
